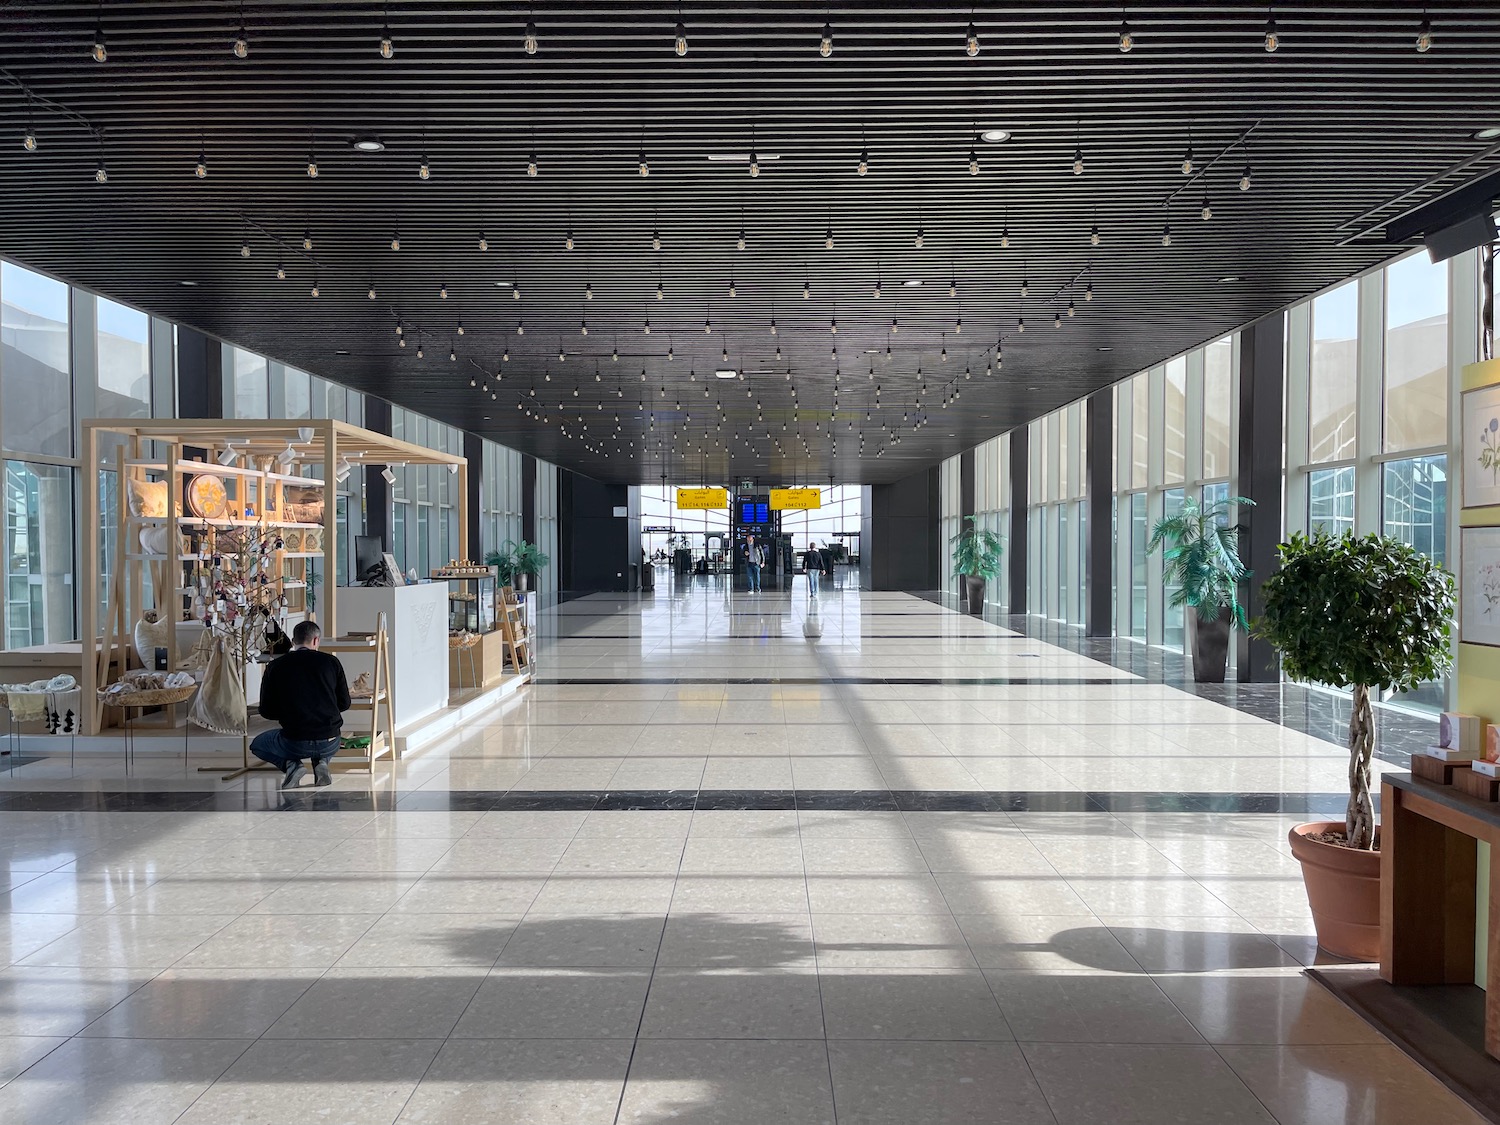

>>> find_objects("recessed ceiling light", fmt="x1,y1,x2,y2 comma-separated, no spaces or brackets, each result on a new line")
1474,127,1500,141
706,153,780,163
179,280,198,287
494,280,512,287
1097,346,1113,352
1218,275,1241,283
715,369,738,379
978,128,1012,143
335,349,351,355
902,279,923,287
351,138,386,153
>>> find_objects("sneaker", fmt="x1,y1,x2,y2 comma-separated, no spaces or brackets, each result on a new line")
281,762,307,789
313,760,332,787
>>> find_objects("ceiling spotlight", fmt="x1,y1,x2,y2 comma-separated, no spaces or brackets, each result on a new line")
675,18,688,55
1218,275,1241,283
966,20,980,56
819,21,833,57
1264,12,1279,52
524,19,538,54
1475,127,1500,141
217,443,239,467
1118,15,1133,52
277,442,297,467
381,465,397,484
979,128,1011,143
352,137,385,152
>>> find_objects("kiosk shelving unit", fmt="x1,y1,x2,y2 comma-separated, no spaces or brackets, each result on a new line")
80,418,470,739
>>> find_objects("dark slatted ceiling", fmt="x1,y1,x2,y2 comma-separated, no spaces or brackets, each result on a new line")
1,4,1498,484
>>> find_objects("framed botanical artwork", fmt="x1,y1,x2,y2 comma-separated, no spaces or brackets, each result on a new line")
1463,383,1500,509
1461,527,1500,647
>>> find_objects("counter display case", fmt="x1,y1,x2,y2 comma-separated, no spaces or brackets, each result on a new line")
443,573,497,635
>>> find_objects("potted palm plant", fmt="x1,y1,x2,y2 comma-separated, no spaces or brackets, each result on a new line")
1256,530,1454,961
484,542,518,586
1147,495,1254,682
511,540,551,593
950,516,1003,615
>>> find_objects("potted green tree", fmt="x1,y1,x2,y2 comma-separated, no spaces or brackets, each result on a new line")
1147,495,1254,682
511,540,551,593
1256,530,1454,961
951,516,1003,615
485,542,518,586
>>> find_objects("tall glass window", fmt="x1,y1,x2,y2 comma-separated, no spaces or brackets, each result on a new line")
1163,359,1187,483
6,461,74,647
1162,487,1185,650
95,298,151,419
1384,253,1448,452
1131,375,1149,488
1309,465,1355,534
1,262,71,457
1130,492,1148,640
1203,339,1233,479
1310,282,1358,463
1382,455,1447,566
284,367,312,419
232,348,269,418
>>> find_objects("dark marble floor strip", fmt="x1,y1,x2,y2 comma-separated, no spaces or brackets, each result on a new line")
0,787,1357,815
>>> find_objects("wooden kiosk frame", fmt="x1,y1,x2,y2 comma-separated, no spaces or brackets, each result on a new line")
80,418,468,738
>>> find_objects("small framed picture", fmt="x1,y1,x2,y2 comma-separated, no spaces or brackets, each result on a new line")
1461,526,1500,647
1463,383,1500,509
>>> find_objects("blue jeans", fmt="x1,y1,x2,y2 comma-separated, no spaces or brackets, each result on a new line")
251,729,340,771
746,562,761,591
807,570,820,595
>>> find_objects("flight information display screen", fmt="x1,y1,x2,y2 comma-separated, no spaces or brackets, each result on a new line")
739,500,771,524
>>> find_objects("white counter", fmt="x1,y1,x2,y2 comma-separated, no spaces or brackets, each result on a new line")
334,583,449,729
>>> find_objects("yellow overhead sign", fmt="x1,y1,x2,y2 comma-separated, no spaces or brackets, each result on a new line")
771,488,822,510
676,487,728,510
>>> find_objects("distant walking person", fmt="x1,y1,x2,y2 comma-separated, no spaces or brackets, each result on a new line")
251,620,351,789
746,537,764,593
803,543,825,597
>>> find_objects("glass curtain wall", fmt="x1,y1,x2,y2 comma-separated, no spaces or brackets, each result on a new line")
973,432,1011,608
939,455,961,596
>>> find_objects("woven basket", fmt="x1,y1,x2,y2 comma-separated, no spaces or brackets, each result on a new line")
98,684,198,707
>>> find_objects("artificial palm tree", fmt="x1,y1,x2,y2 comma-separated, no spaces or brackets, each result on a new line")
1147,495,1253,680
951,516,1003,614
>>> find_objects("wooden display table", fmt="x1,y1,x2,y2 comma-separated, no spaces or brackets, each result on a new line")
1381,773,1499,1054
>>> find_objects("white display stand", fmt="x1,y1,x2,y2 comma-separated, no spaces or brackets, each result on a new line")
335,584,449,730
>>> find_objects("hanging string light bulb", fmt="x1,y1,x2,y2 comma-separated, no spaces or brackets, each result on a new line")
1264,10,1279,52
1416,12,1433,52
1068,299,1076,317
419,152,430,179
1162,221,1173,247
1240,160,1252,191
1201,194,1212,221
276,263,286,281
524,18,539,54
585,282,594,300
303,229,313,251
1090,222,1100,247
675,11,688,55
312,279,321,298
565,228,574,250
820,20,834,57
307,135,319,178
527,151,539,177
232,6,249,58
380,14,394,58
1182,132,1194,175
1119,9,1133,52
241,241,251,259
966,20,980,56
479,232,488,250
969,137,980,176
391,231,400,251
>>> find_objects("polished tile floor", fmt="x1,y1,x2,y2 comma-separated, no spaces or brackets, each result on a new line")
0,577,1477,1124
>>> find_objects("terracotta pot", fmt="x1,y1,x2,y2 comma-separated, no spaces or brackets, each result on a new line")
1287,821,1381,962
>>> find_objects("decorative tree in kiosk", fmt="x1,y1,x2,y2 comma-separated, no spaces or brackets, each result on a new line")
1257,530,1454,848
